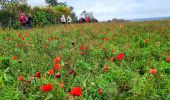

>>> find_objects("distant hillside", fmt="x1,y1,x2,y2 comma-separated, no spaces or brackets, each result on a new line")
131,16,170,22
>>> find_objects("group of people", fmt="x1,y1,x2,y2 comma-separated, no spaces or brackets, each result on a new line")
19,13,33,29
60,15,72,24
79,17,91,23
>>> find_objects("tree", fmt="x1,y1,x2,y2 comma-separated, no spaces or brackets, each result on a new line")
45,0,57,6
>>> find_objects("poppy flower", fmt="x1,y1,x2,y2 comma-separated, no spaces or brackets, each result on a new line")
55,73,61,78
70,87,82,96
35,72,41,78
149,69,157,74
18,76,24,81
103,37,108,41
98,88,103,94
98,42,102,46
80,45,85,50
60,82,65,88
54,64,61,71
25,33,29,37
116,53,124,60
53,56,60,64
48,69,54,75
41,84,53,92
103,66,109,72
16,33,20,37
145,38,149,43
166,57,170,62
21,35,25,40
111,50,114,52
109,57,114,62
157,42,160,45
12,56,17,60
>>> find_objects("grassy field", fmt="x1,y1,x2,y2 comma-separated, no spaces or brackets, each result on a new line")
0,20,170,99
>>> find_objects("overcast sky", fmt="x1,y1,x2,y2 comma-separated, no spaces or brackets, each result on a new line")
28,0,170,21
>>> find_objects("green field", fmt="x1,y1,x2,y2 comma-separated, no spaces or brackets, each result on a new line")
0,21,170,99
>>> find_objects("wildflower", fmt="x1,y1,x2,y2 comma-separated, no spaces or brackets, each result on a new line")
145,38,149,43
149,69,157,74
48,69,54,75
111,49,114,52
109,57,114,62
103,37,108,41
167,57,170,62
70,87,82,96
157,42,160,45
41,84,52,92
35,72,41,78
53,56,60,64
98,88,103,94
54,64,61,71
116,53,124,60
21,35,25,40
55,73,61,78
164,51,168,55
80,45,85,50
103,66,109,72
12,55,17,60
18,76,24,81
60,82,65,88
25,33,29,37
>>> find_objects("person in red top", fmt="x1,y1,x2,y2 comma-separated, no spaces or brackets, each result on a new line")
85,17,89,23
19,12,27,28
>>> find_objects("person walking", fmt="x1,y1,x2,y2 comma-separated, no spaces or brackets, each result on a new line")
19,12,27,28
67,15,72,24
60,15,66,24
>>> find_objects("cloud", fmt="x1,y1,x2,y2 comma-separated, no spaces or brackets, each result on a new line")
28,0,170,21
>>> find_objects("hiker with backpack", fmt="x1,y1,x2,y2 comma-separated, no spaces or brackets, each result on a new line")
67,15,72,24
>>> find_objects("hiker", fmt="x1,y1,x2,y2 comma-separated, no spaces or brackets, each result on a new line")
60,15,66,24
85,17,89,23
19,12,27,28
67,15,72,24
26,14,33,29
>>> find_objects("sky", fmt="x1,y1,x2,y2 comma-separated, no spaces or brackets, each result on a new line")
28,0,170,21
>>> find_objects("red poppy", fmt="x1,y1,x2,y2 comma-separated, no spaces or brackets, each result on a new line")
60,82,65,88
21,35,25,40
145,38,149,43
70,87,82,96
157,42,160,45
18,76,24,81
166,57,170,62
12,56,17,60
54,64,61,71
98,42,102,46
35,72,41,78
55,73,61,78
48,69,54,75
149,69,157,74
103,66,109,72
41,84,53,92
111,50,114,52
16,33,20,37
98,88,103,94
80,45,85,50
116,53,124,60
25,33,29,37
53,56,60,64
103,37,108,41
109,57,114,62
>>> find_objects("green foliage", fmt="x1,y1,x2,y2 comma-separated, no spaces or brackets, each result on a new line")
45,0,58,6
